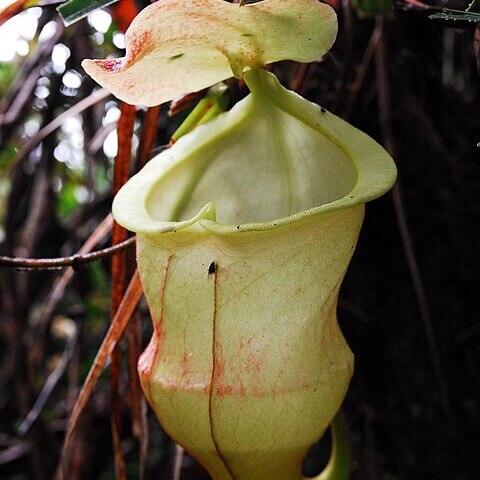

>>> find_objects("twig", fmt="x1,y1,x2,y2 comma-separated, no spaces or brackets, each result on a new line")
137,106,161,168
396,0,437,11
28,215,114,372
0,442,31,466
291,63,312,96
334,0,354,112
60,270,143,479
16,134,55,261
374,15,453,422
338,298,371,323
111,102,137,480
87,122,117,156
169,91,205,117
172,445,185,480
0,63,43,125
125,313,148,480
343,21,382,120
38,214,114,330
18,326,79,436
0,18,64,124
6,88,110,175
0,236,135,270
442,28,455,87
467,0,480,12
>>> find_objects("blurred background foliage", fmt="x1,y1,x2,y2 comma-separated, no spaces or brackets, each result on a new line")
0,0,479,479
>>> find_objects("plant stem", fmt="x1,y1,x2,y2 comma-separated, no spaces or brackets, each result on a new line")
315,411,352,480
170,84,228,143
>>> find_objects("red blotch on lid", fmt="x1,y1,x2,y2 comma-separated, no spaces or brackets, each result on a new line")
99,58,123,73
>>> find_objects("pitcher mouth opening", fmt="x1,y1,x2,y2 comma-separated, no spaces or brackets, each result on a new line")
112,69,396,236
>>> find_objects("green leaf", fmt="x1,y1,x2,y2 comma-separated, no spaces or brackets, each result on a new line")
0,63,16,96
82,0,338,106
57,0,119,27
351,0,393,18
57,182,80,217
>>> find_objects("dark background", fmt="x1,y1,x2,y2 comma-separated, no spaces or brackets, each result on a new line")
337,6,480,480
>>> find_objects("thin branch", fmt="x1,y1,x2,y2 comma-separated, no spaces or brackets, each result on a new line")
110,102,137,480
343,21,382,120
6,88,110,175
125,314,148,480
28,215,114,373
39,214,114,328
172,445,185,480
137,105,161,168
0,18,64,123
0,236,135,270
60,270,143,479
18,326,79,436
291,63,312,96
374,15,453,422
334,0,354,113
168,91,206,117
396,0,436,11
467,0,480,12
0,442,30,466
87,122,117,156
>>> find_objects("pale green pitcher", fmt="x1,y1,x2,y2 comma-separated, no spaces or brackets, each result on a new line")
112,69,396,479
